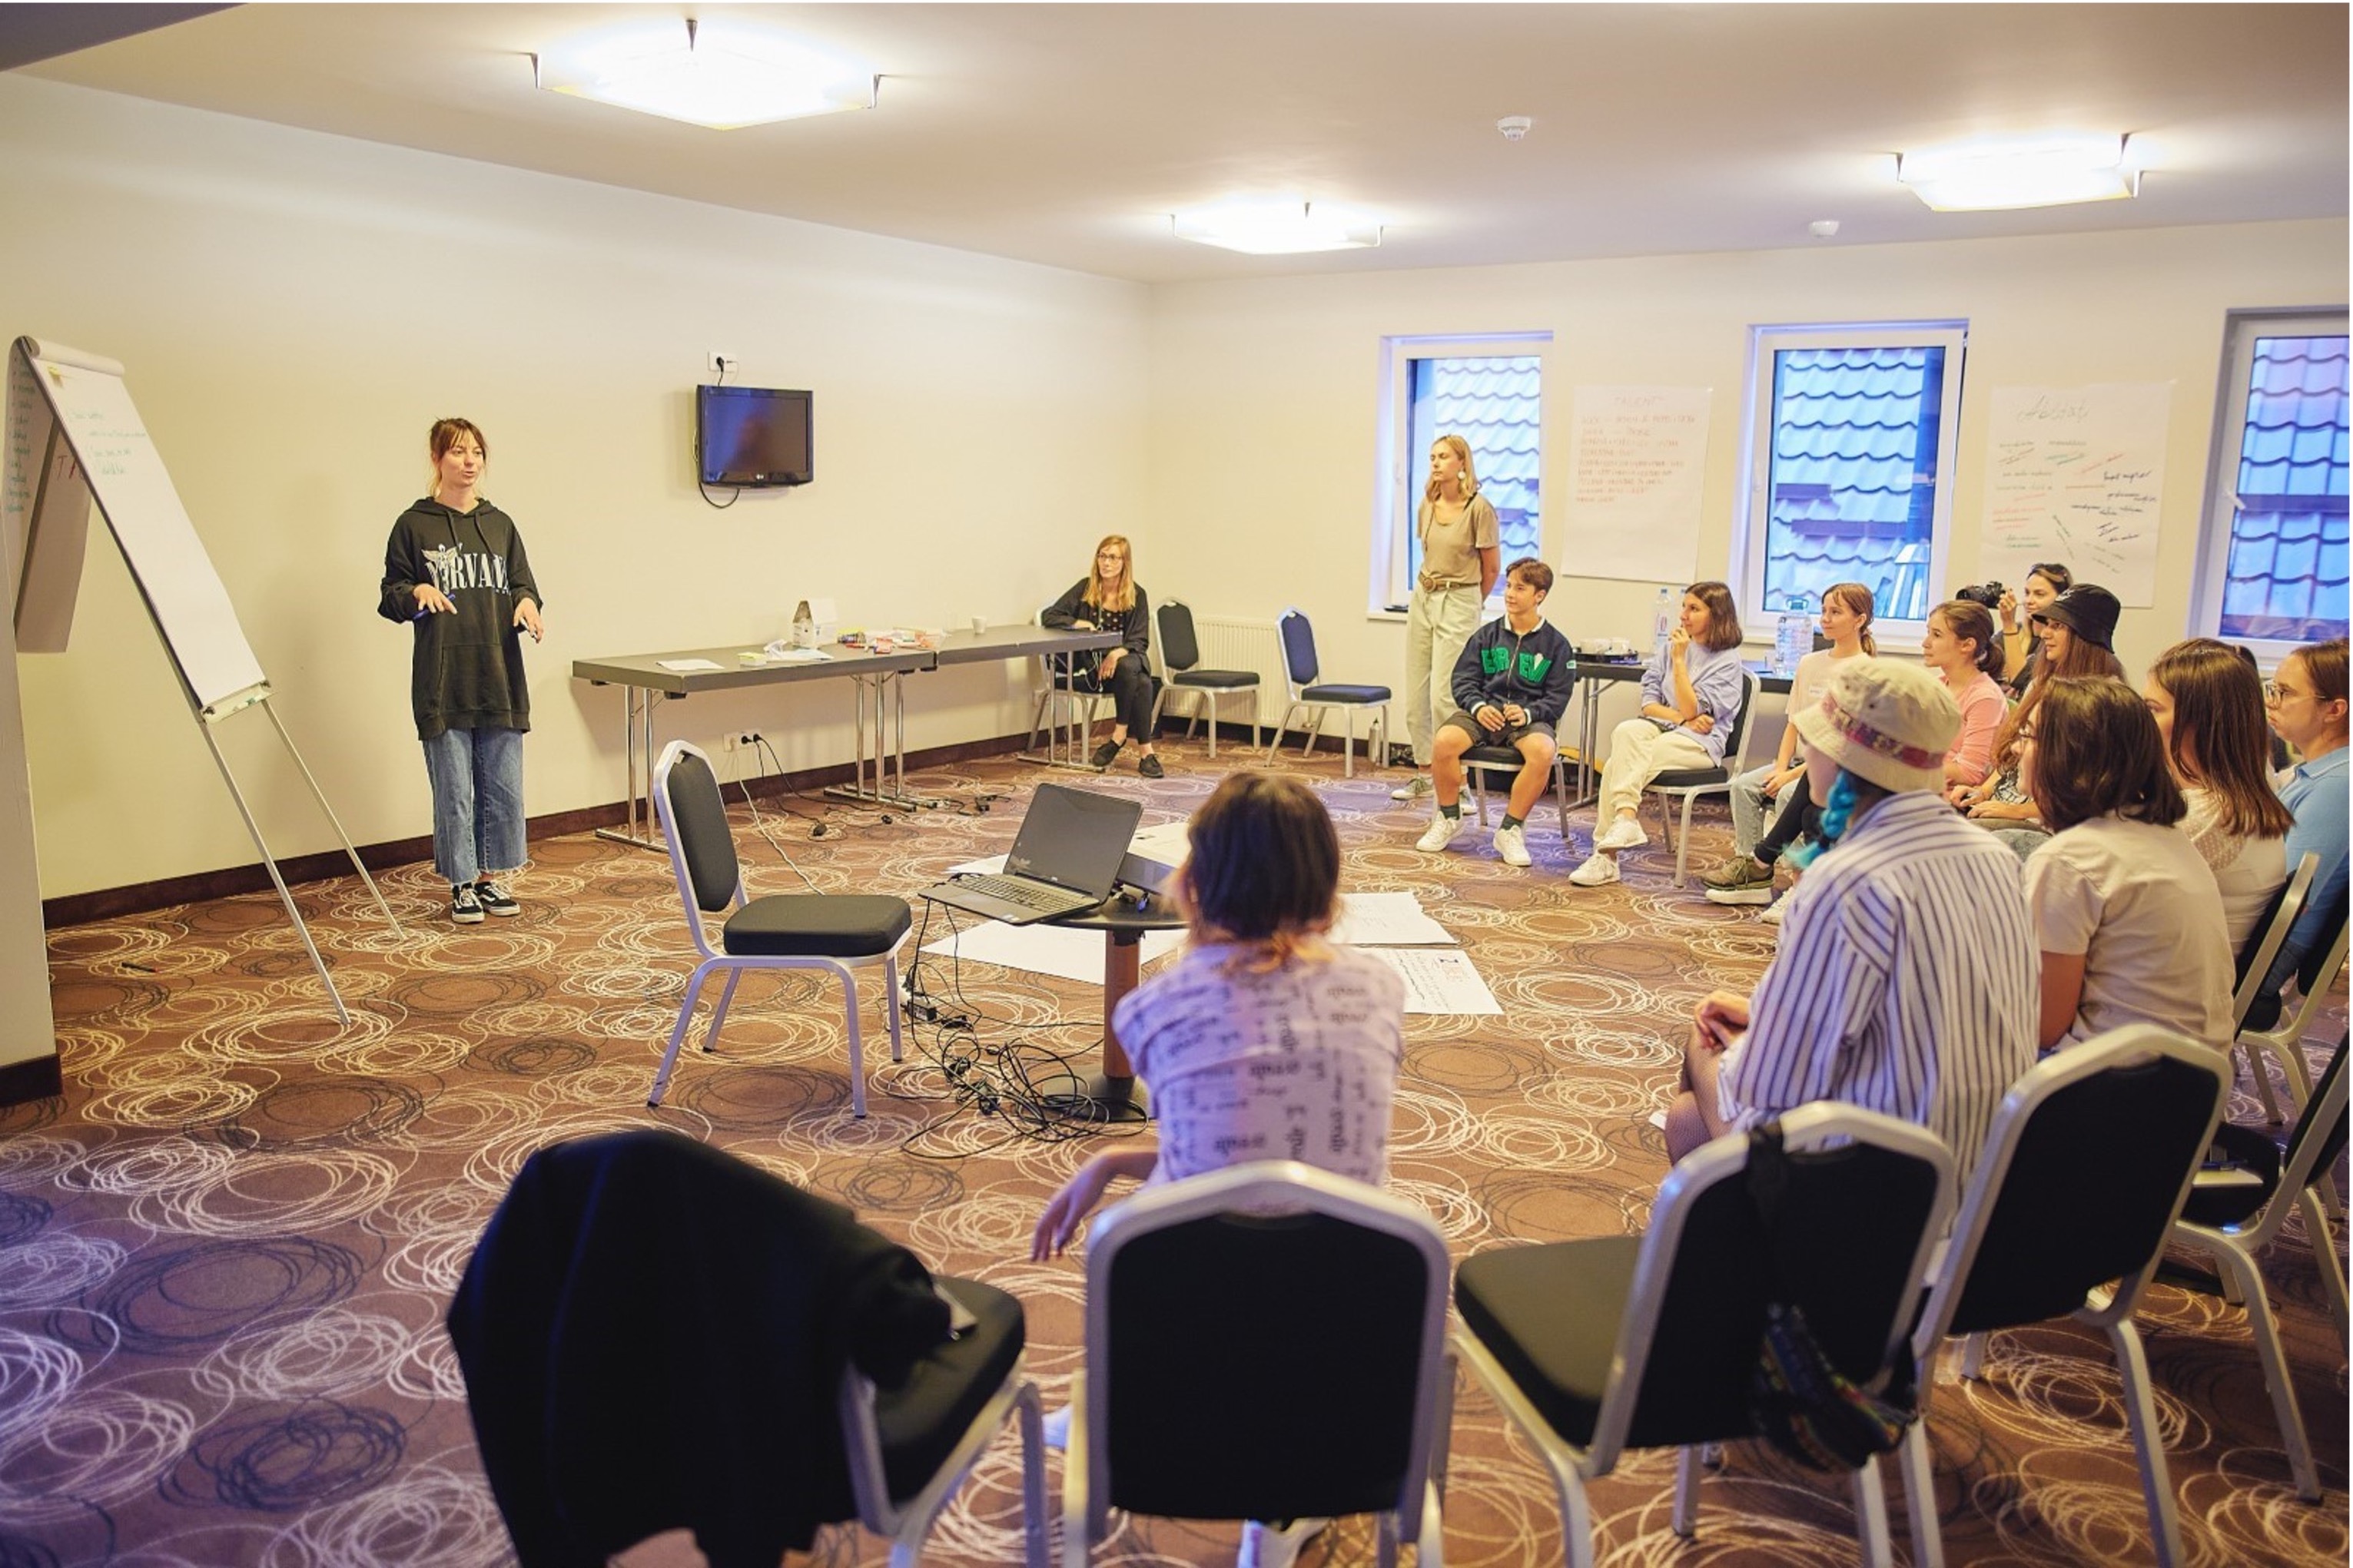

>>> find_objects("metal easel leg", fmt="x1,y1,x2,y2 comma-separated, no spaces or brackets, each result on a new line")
197,719,350,1027
259,697,403,938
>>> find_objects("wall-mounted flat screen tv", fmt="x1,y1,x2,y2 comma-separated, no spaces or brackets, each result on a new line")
697,385,812,486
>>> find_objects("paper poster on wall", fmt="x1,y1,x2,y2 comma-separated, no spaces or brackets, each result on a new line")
1562,385,1713,584
1980,384,2172,607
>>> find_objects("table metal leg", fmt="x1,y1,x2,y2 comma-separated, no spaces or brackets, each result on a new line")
597,686,665,850
824,672,933,811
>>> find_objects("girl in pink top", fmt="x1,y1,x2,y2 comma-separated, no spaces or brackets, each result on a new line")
1921,598,2009,787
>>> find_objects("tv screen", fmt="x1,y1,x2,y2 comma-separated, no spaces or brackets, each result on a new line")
697,385,811,486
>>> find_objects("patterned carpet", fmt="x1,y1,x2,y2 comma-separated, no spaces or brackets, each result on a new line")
5,741,2345,1567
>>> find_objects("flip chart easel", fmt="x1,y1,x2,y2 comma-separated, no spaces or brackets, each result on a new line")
5,336,399,1024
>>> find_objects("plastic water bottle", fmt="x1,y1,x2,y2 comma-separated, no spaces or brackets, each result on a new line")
1652,586,1675,666
1774,592,1812,677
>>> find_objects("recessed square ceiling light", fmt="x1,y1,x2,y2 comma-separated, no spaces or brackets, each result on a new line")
534,19,875,130
1897,135,2139,212
1172,201,1382,255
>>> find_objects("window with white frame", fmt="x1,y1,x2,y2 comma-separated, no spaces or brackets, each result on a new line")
1372,336,1548,611
2194,311,2349,655
1733,323,1966,631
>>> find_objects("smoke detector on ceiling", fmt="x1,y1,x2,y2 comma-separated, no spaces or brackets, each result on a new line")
1496,115,1533,143
1808,219,1841,239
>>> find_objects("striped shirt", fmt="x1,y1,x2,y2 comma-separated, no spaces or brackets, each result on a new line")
1719,790,2039,1177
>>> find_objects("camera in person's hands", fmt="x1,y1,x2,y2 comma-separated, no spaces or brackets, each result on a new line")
1952,582,2006,611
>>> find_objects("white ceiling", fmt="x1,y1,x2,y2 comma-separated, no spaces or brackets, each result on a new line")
19,3,2350,284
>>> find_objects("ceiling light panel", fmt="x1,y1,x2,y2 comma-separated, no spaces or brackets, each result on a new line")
535,19,875,131
1171,201,1382,255
1897,135,2139,212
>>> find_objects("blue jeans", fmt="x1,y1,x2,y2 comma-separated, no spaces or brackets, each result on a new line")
423,726,525,886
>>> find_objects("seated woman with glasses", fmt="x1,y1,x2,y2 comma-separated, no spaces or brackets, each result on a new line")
2144,638,2292,952
2021,676,2234,1053
1948,584,2127,860
2260,636,2350,999
1043,534,1163,777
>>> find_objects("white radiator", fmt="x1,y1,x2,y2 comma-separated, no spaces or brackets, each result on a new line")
1171,615,1289,734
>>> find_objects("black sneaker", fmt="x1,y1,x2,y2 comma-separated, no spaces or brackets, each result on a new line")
474,880,521,917
450,885,486,924
1138,754,1164,779
1090,738,1123,769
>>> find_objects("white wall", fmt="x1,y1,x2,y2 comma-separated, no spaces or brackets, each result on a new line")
1142,220,2348,747
0,78,1150,899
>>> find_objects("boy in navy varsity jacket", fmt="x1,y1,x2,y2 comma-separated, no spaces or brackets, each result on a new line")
1415,559,1575,869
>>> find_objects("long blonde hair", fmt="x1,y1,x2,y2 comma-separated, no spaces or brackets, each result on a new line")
1423,434,1480,506
1083,534,1136,615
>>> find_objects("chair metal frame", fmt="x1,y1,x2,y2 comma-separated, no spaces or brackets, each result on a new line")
2238,906,2346,1128
2168,1036,2349,1501
1900,1025,2229,1568
651,739,907,1117
1147,598,1260,757
1463,743,1573,841
2229,851,2318,1122
1265,607,1391,779
1641,666,1763,887
840,1351,1050,1568
1028,608,1114,768
1064,1161,1453,1568
1452,1104,1955,1568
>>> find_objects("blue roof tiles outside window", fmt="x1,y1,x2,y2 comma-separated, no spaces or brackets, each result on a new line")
1763,346,1948,622
2219,333,2349,645
1409,355,1542,582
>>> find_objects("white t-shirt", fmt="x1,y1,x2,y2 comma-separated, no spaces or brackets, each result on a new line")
2181,785,2289,954
2023,814,2235,1049
1787,645,1870,724
1114,941,1405,1188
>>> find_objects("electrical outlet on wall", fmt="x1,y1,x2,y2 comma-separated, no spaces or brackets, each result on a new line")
706,351,737,377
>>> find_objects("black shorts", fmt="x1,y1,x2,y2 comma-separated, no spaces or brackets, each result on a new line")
1441,711,1556,750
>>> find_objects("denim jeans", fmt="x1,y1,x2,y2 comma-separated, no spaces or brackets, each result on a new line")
423,725,525,886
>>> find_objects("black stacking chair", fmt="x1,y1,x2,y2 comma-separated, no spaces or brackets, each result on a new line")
1902,1026,2228,1568
2169,1034,2348,1503
450,1129,1047,1568
1148,598,1260,755
1062,1162,1452,1567
1463,743,1574,844
652,740,911,1116
1453,1104,1954,1568
2238,878,2348,1125
1266,608,1391,778
1641,665,1762,886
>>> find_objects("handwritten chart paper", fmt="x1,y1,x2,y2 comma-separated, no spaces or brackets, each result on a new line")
1362,946,1502,1015
1981,385,2172,606
1564,386,1713,584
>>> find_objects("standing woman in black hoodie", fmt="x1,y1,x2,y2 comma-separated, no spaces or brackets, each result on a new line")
378,418,544,924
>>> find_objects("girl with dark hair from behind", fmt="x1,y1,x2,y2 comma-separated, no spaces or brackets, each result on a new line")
2144,638,2293,952
1029,771,1407,1568
2020,676,2235,1052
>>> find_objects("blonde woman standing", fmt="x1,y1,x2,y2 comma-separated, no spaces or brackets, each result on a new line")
1393,436,1501,802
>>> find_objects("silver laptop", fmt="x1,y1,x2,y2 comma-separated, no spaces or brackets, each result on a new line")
921,784,1143,925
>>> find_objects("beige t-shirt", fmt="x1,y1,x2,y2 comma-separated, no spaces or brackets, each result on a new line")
1417,494,1500,585
2023,814,2235,1049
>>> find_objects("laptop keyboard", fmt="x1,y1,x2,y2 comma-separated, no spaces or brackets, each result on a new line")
959,874,1090,911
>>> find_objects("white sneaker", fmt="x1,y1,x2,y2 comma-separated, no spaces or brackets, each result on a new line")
1391,774,1434,801
1237,1518,1330,1568
1416,813,1465,853
1568,851,1621,887
1760,897,1786,926
1595,817,1647,852
1494,823,1532,867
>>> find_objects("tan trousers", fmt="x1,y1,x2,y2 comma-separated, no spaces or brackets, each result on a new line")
1596,718,1717,824
1403,584,1483,765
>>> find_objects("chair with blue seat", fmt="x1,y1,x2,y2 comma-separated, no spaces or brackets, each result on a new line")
1266,607,1391,779
1641,665,1761,887
1148,598,1260,757
652,739,911,1117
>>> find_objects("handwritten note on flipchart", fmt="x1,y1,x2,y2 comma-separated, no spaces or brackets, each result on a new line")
1564,385,1714,584
1980,384,2172,607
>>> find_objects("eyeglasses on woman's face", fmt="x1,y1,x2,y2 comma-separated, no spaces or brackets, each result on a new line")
2265,678,2302,706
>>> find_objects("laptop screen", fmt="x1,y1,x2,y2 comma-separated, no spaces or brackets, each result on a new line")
1005,784,1143,896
